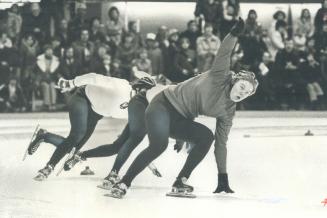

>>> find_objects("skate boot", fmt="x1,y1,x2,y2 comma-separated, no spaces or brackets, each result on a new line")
104,182,128,199
23,125,46,160
63,152,86,171
97,171,120,190
34,164,54,181
80,166,94,175
166,177,196,198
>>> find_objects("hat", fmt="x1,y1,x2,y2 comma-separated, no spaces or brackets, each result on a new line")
146,33,156,40
273,10,286,20
168,28,179,36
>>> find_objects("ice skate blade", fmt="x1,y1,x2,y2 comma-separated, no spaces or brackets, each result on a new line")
23,124,40,161
97,184,113,190
166,192,196,198
33,175,46,182
56,147,76,176
104,193,123,199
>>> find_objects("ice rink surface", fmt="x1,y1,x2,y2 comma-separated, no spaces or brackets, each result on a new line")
0,112,327,218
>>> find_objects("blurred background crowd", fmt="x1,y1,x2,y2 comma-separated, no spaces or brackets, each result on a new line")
0,0,326,112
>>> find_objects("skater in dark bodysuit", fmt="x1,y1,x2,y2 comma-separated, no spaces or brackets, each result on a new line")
109,18,259,198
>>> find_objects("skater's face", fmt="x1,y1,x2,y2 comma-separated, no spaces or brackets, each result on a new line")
230,80,254,102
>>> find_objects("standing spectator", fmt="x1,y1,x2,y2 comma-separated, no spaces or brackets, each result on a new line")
314,0,327,34
172,37,197,83
89,17,106,46
6,4,22,45
59,46,82,80
0,32,14,86
19,34,40,106
269,10,287,35
196,23,221,72
68,3,88,42
166,29,180,80
126,21,144,50
34,45,60,111
293,28,307,53
300,53,324,110
0,77,26,112
294,8,315,39
115,34,137,81
105,6,124,47
39,0,64,37
274,39,305,110
220,4,238,39
244,9,261,36
21,3,49,45
132,48,152,75
180,20,201,51
156,25,169,75
261,28,274,58
270,20,287,59
194,0,224,34
72,29,95,74
56,19,71,48
146,33,164,76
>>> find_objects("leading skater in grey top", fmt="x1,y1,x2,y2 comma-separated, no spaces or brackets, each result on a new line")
109,17,259,198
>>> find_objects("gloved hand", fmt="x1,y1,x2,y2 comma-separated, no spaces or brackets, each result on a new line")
56,78,75,93
173,140,185,153
230,17,245,37
213,173,234,193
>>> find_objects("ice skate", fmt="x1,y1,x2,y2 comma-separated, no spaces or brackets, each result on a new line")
33,164,54,181
104,182,128,199
56,147,76,176
166,177,196,198
63,151,85,171
97,171,120,190
80,166,94,175
23,125,46,161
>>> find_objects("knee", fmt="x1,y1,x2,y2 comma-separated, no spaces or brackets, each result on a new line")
194,129,214,148
68,130,87,144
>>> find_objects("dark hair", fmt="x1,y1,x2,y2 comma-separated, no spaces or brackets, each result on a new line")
179,37,190,46
273,10,286,20
247,9,257,19
275,20,287,30
43,44,53,51
187,20,196,27
300,9,311,20
108,6,119,18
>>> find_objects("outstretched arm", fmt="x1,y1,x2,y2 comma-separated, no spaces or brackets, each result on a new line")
211,17,245,75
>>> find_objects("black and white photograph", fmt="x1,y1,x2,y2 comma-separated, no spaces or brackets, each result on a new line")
0,0,327,217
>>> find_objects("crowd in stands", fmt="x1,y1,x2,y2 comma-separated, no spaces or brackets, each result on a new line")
0,0,326,112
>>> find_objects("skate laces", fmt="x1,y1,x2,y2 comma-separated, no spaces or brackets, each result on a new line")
40,164,53,176
106,171,120,183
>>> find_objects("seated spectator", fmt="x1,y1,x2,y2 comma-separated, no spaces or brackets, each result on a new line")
34,45,60,111
56,19,71,48
270,20,287,59
0,77,26,112
90,45,110,74
115,33,137,81
6,4,22,45
180,20,201,51
293,28,307,52
89,17,106,46
50,36,63,58
21,3,49,45
274,39,305,110
105,6,124,46
68,3,89,42
314,0,327,34
132,48,152,75
92,54,113,76
126,21,144,50
196,23,221,72
172,37,197,83
146,33,164,76
0,32,14,85
220,4,238,39
194,0,224,34
59,46,82,80
72,28,95,73
300,53,324,110
244,9,261,37
166,28,180,80
294,8,315,39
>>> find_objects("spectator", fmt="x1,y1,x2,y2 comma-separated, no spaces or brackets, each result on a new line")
126,21,144,50
300,53,324,110
314,0,327,34
172,37,197,83
0,10,8,34
110,58,123,79
72,28,95,73
105,6,124,46
90,44,109,74
270,20,287,59
269,10,287,35
21,3,49,44
146,33,164,76
293,27,307,52
156,25,169,75
68,3,88,42
0,77,26,112
0,32,14,85
50,36,63,58
92,54,113,76
19,34,40,106
314,23,327,83
115,33,137,81
194,0,224,34
35,44,60,111
220,4,238,39
6,4,22,44
261,28,274,58
56,19,71,48
132,48,152,75
180,20,201,51
166,28,180,80
59,46,82,80
274,39,305,110
244,9,261,36
294,8,315,39
89,17,106,46
196,23,221,72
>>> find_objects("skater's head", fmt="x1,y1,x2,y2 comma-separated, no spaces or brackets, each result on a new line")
230,70,258,102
